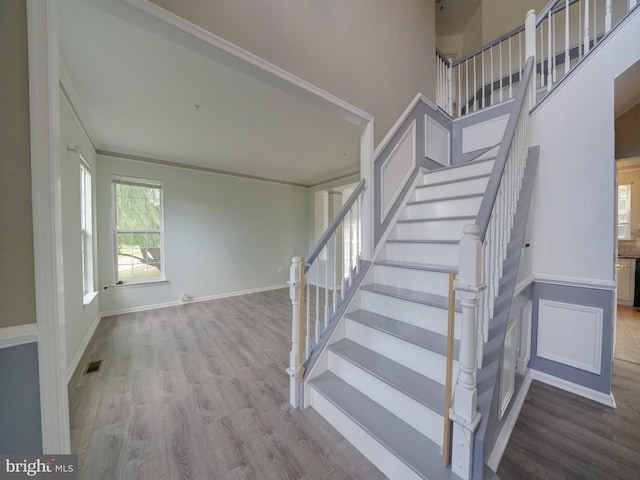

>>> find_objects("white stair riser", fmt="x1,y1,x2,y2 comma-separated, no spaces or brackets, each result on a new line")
373,264,451,297
309,387,424,480
361,291,461,339
328,352,444,445
392,219,470,241
404,196,482,219
383,241,458,266
474,147,499,161
414,175,490,202
345,318,458,385
422,160,494,185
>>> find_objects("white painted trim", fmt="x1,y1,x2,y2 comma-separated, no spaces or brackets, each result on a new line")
488,372,533,471
100,284,287,317
424,114,451,166
120,0,372,127
374,93,437,159
516,300,533,373
537,299,603,374
380,120,416,221
534,274,616,291
66,314,101,384
0,324,38,349
513,275,535,297
27,0,71,453
529,369,617,408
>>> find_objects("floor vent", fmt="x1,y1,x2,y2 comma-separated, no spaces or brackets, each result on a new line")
84,360,102,374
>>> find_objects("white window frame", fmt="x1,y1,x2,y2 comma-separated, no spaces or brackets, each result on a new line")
618,184,631,240
80,159,96,305
112,175,165,285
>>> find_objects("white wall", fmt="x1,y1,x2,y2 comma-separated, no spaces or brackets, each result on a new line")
97,156,308,314
529,10,640,285
59,91,100,376
149,0,436,147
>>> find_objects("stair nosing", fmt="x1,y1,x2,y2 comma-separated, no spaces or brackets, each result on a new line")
416,172,491,190
407,192,484,205
374,260,458,274
396,215,476,224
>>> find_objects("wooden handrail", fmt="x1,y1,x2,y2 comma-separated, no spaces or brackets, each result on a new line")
442,271,456,467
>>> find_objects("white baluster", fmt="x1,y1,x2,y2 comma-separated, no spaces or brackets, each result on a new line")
447,59,453,115
490,45,494,106
458,64,462,117
508,36,513,99
584,0,590,54
565,0,571,75
306,274,310,358
451,225,484,480
525,10,536,107
540,19,545,88
605,0,612,33
465,60,469,114
315,260,320,341
631,1,638,11
473,56,477,112
481,50,485,109
499,42,503,102
594,0,597,47
547,10,552,91
579,0,583,58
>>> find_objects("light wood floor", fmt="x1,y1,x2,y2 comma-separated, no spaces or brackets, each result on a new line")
615,305,640,364
498,360,640,479
68,288,385,480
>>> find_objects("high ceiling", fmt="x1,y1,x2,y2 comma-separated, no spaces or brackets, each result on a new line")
57,0,362,186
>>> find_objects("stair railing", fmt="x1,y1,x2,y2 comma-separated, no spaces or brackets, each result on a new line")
287,179,366,408
447,11,536,476
436,0,638,118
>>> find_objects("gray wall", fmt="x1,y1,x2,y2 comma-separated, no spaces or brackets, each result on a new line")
0,0,43,455
149,0,436,147
97,155,309,314
0,0,36,329
616,101,640,159
0,344,42,453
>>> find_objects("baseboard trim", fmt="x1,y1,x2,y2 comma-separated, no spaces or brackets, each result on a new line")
0,324,38,349
529,369,617,408
487,372,533,471
66,314,101,384
100,284,287,317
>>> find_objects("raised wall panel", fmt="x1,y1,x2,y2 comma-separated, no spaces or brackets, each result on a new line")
461,113,508,154
381,120,416,220
424,115,450,166
537,299,603,374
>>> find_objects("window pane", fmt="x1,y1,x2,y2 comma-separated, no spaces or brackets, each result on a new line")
114,178,163,283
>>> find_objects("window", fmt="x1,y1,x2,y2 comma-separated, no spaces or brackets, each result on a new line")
80,162,94,299
618,184,631,240
113,176,164,283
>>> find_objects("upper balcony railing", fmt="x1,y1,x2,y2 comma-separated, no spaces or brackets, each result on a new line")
436,0,639,118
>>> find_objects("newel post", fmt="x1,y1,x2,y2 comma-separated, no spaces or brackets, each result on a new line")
451,225,485,480
287,256,305,407
525,9,536,108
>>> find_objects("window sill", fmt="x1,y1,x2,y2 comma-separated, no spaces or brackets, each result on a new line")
83,291,98,307
114,279,168,289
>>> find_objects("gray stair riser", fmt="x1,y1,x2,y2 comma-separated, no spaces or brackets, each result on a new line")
392,218,471,241
345,318,458,385
404,196,482,219
308,385,426,480
360,291,462,339
383,241,458,266
373,264,452,297
414,175,490,202
421,159,494,185
327,351,445,445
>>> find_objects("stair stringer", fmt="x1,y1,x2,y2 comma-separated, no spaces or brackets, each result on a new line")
472,146,540,479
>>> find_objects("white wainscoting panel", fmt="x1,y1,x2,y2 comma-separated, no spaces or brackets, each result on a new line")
461,114,508,154
424,115,450,166
381,120,416,220
537,299,603,374
499,319,518,420
517,300,533,373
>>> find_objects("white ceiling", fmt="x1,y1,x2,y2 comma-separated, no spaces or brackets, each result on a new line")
615,58,640,119
57,0,361,186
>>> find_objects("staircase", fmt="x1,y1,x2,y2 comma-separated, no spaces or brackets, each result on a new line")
306,154,496,480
